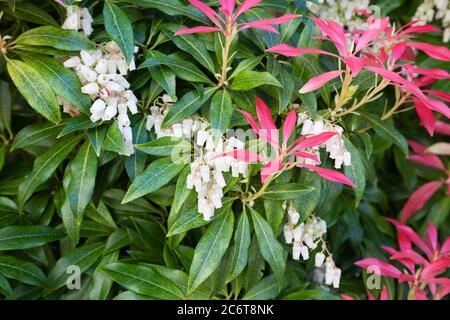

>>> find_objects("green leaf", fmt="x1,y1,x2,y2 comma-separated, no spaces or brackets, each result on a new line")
7,59,61,123
210,89,233,134
0,145,5,172
167,206,208,237
122,0,207,24
242,274,279,300
139,55,212,84
261,183,314,200
264,199,285,234
162,25,215,74
1,2,58,26
343,137,366,207
87,125,108,157
230,70,282,91
0,275,14,299
249,207,285,292
294,172,321,222
428,197,450,228
169,165,194,217
188,207,234,293
89,251,119,300
282,289,337,300
102,262,185,299
360,113,408,155
102,122,131,156
145,51,177,99
11,123,64,151
67,141,98,218
47,242,104,292
135,136,191,156
103,1,135,64
0,80,12,135
0,256,47,287
276,68,295,113
299,92,317,116
60,196,80,244
18,135,81,210
125,118,148,180
16,26,96,51
227,210,251,282
162,87,216,128
123,157,186,203
20,52,91,113
57,117,98,138
0,225,64,250
229,56,263,80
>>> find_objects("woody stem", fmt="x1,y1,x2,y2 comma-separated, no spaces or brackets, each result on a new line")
334,69,352,112
381,93,410,120
242,163,296,203
334,79,390,118
218,24,233,87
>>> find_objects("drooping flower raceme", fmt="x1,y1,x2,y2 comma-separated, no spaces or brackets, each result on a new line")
306,0,371,31
61,4,93,37
146,100,249,220
267,15,450,135
297,112,351,169
413,0,450,42
283,201,342,288
63,42,139,154
355,219,450,300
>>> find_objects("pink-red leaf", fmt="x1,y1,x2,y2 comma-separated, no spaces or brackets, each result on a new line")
290,132,337,151
421,258,450,281
235,0,261,18
426,221,439,253
255,96,277,130
282,110,297,146
400,181,443,223
354,258,402,278
407,42,450,61
434,121,450,136
267,44,338,58
299,164,355,187
218,0,235,16
175,26,221,35
188,0,222,28
260,160,283,182
216,149,264,163
390,250,428,265
291,151,320,163
299,70,344,93
414,98,436,136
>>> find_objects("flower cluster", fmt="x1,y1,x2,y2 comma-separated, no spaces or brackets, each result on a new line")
297,112,351,169
146,100,249,220
63,42,139,154
282,202,342,288
61,4,94,37
306,0,370,31
413,0,450,42
188,136,248,220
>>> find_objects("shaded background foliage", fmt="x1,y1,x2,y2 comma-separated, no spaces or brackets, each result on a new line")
0,0,448,300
